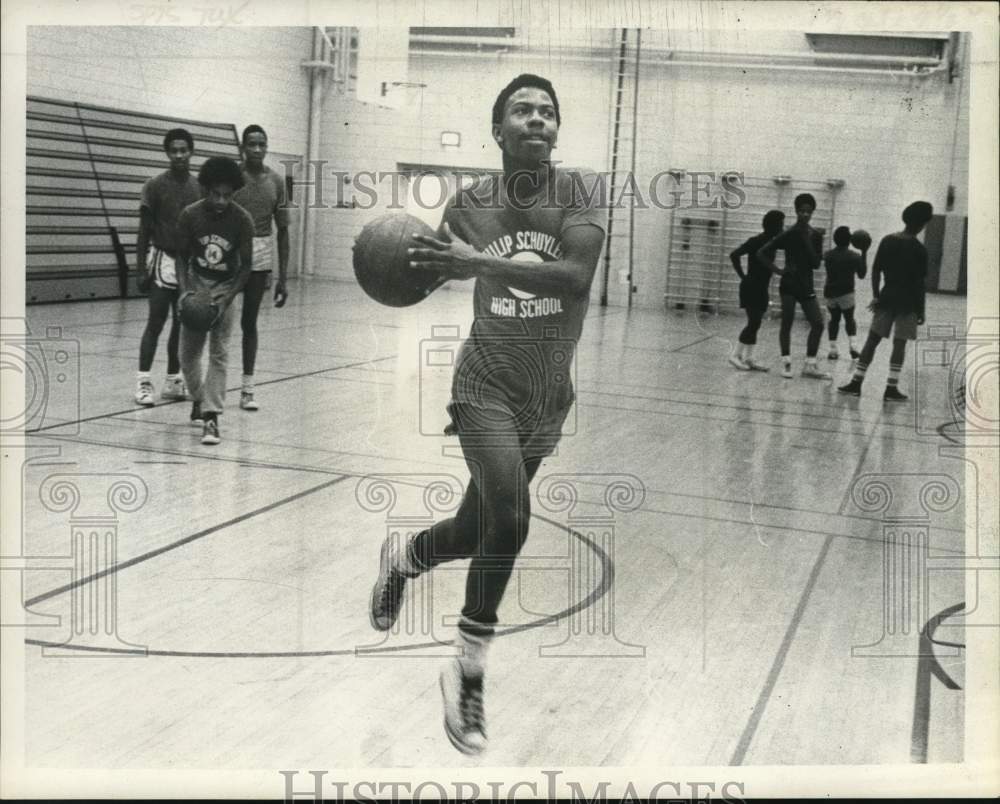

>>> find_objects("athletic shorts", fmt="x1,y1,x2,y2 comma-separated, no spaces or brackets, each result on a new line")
871,308,919,341
739,278,769,311
148,245,178,290
825,292,855,310
252,236,274,272
444,394,574,460
779,277,816,304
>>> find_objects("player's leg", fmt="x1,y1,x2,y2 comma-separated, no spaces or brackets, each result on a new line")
779,292,796,378
136,282,172,405
827,303,842,359
838,314,886,395
199,303,235,445
883,314,917,401
742,307,768,371
179,318,208,423
842,305,860,359
801,297,831,379
730,308,754,370
161,288,186,400
239,271,268,411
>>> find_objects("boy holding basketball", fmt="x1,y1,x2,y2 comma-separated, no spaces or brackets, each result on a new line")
133,128,202,406
823,226,867,361
756,193,830,380
367,74,606,754
838,201,933,401
176,157,255,445
233,124,290,411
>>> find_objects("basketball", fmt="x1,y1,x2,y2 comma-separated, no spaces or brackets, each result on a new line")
353,213,446,307
179,289,220,332
850,229,872,251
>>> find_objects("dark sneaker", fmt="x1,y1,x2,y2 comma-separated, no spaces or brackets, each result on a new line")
850,349,861,360
440,660,487,755
369,535,415,631
201,416,221,445
190,401,203,425
883,386,909,402
838,380,862,397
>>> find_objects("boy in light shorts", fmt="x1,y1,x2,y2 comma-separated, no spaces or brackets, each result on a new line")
822,225,867,360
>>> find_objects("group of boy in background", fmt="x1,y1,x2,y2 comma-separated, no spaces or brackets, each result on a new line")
729,192,932,401
133,125,290,444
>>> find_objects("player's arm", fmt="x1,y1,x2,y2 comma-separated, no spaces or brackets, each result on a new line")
224,214,255,305
857,248,868,281
756,231,789,276
175,211,191,297
870,240,885,301
273,178,290,307
916,246,928,324
410,221,605,298
729,238,752,279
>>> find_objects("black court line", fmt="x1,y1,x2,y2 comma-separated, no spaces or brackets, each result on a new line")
911,602,964,763
729,532,836,765
23,474,350,607
27,353,398,434
667,333,719,353
836,407,884,515
22,513,612,658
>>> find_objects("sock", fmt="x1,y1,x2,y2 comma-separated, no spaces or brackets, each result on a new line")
848,335,858,352
242,374,254,392
736,343,746,360
782,355,792,367
805,356,818,368
456,618,492,677
852,360,870,383
394,532,423,577
165,373,180,382
887,362,902,388
829,340,838,351
137,371,151,383
745,344,755,362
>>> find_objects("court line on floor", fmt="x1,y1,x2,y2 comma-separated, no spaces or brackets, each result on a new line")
22,513,612,658
27,353,398,434
910,602,964,763
23,474,352,608
836,407,884,515
729,533,836,765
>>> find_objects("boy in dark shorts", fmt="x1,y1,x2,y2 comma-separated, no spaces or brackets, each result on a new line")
134,128,201,405
728,209,785,371
756,193,830,380
839,201,933,401
823,225,867,361
366,74,606,755
176,157,255,444
233,125,290,411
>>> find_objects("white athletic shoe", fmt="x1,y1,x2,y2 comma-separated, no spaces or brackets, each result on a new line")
161,376,186,400
828,347,839,360
240,391,259,411
201,417,221,445
745,360,770,372
781,364,794,379
440,659,488,755
134,380,155,406
728,354,750,371
802,365,832,380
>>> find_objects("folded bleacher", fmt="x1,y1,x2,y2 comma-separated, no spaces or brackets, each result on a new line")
26,97,242,303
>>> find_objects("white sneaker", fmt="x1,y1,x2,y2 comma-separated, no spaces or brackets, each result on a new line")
201,416,221,445
728,354,750,371
240,391,259,411
802,364,832,380
746,360,770,372
134,380,155,406
781,364,794,379
161,376,187,400
440,659,487,755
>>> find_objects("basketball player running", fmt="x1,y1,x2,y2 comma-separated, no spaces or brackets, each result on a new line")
728,209,785,371
838,201,933,401
823,226,867,361
756,193,831,380
367,74,606,754
233,125,290,411
134,128,201,406
176,157,255,444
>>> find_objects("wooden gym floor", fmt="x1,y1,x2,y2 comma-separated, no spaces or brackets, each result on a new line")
17,278,966,768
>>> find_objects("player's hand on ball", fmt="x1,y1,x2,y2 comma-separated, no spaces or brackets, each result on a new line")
409,222,478,280
274,280,287,308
